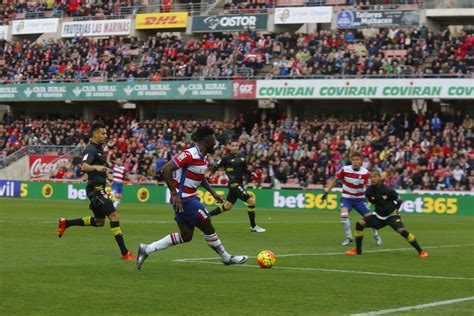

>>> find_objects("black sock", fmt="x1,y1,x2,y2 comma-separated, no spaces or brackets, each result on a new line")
355,236,363,254
210,204,225,217
355,222,364,254
400,230,422,253
66,217,97,227
110,221,128,255
248,205,256,227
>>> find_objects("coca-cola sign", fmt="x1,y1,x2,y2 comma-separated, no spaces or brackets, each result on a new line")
232,80,256,99
29,155,72,178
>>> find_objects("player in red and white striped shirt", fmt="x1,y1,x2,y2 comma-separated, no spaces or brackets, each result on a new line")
136,126,248,270
110,158,126,208
322,152,382,246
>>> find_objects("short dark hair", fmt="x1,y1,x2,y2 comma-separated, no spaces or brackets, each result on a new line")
192,125,214,142
370,169,381,175
351,151,361,158
89,123,105,137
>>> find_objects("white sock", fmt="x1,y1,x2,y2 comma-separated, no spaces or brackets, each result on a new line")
113,199,121,208
341,215,353,239
205,233,230,260
146,233,183,254
371,228,380,238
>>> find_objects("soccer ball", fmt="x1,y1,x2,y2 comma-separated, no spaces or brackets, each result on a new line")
257,250,276,269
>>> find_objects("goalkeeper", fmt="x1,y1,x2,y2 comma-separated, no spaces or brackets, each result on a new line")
345,170,429,258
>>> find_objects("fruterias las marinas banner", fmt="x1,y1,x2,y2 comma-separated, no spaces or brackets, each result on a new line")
0,79,472,102
14,181,474,216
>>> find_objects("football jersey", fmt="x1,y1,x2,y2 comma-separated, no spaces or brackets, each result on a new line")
171,146,208,199
112,165,125,184
336,165,369,199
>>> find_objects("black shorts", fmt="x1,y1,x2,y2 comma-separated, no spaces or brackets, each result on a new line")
227,184,251,204
87,186,115,219
364,214,405,231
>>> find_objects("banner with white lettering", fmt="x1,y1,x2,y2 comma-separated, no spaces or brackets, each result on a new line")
29,155,72,179
192,15,268,32
336,10,419,28
61,19,131,37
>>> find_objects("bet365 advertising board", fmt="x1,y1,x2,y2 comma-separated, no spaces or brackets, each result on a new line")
6,181,474,216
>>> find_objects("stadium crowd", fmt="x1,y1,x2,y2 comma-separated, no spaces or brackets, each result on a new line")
270,27,473,77
0,0,149,22
1,26,472,83
1,110,473,191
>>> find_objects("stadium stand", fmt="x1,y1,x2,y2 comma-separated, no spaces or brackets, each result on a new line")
1,26,472,83
1,111,473,190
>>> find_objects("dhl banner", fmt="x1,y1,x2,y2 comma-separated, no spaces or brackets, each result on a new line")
135,12,188,29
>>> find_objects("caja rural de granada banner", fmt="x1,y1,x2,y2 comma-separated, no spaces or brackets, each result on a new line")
135,12,188,29
61,19,131,37
14,181,474,216
256,79,474,99
0,81,232,101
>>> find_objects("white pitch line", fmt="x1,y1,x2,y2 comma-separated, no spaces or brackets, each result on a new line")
351,296,474,315
175,260,474,281
173,243,474,262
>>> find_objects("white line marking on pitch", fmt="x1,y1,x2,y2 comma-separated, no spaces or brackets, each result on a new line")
175,260,474,281
173,243,474,262
351,296,474,315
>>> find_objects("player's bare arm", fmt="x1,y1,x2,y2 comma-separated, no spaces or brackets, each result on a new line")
202,177,224,203
161,159,183,212
321,177,338,201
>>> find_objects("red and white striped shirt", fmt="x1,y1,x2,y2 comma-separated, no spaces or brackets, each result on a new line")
112,165,126,184
171,147,208,199
336,165,369,199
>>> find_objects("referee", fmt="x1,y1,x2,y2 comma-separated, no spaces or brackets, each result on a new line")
209,141,266,233
345,170,429,258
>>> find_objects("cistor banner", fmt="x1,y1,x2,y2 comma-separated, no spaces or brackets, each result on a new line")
12,18,59,35
337,10,420,28
136,12,188,29
192,14,268,32
275,7,333,24
256,79,474,99
61,19,131,37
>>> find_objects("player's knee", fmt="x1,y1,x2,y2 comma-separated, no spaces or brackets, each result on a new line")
247,198,255,207
108,212,120,221
224,202,233,211
95,218,105,227
356,221,365,230
399,229,410,238
181,232,193,242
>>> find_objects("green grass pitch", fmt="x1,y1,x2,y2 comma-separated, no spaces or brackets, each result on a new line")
1,199,473,315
